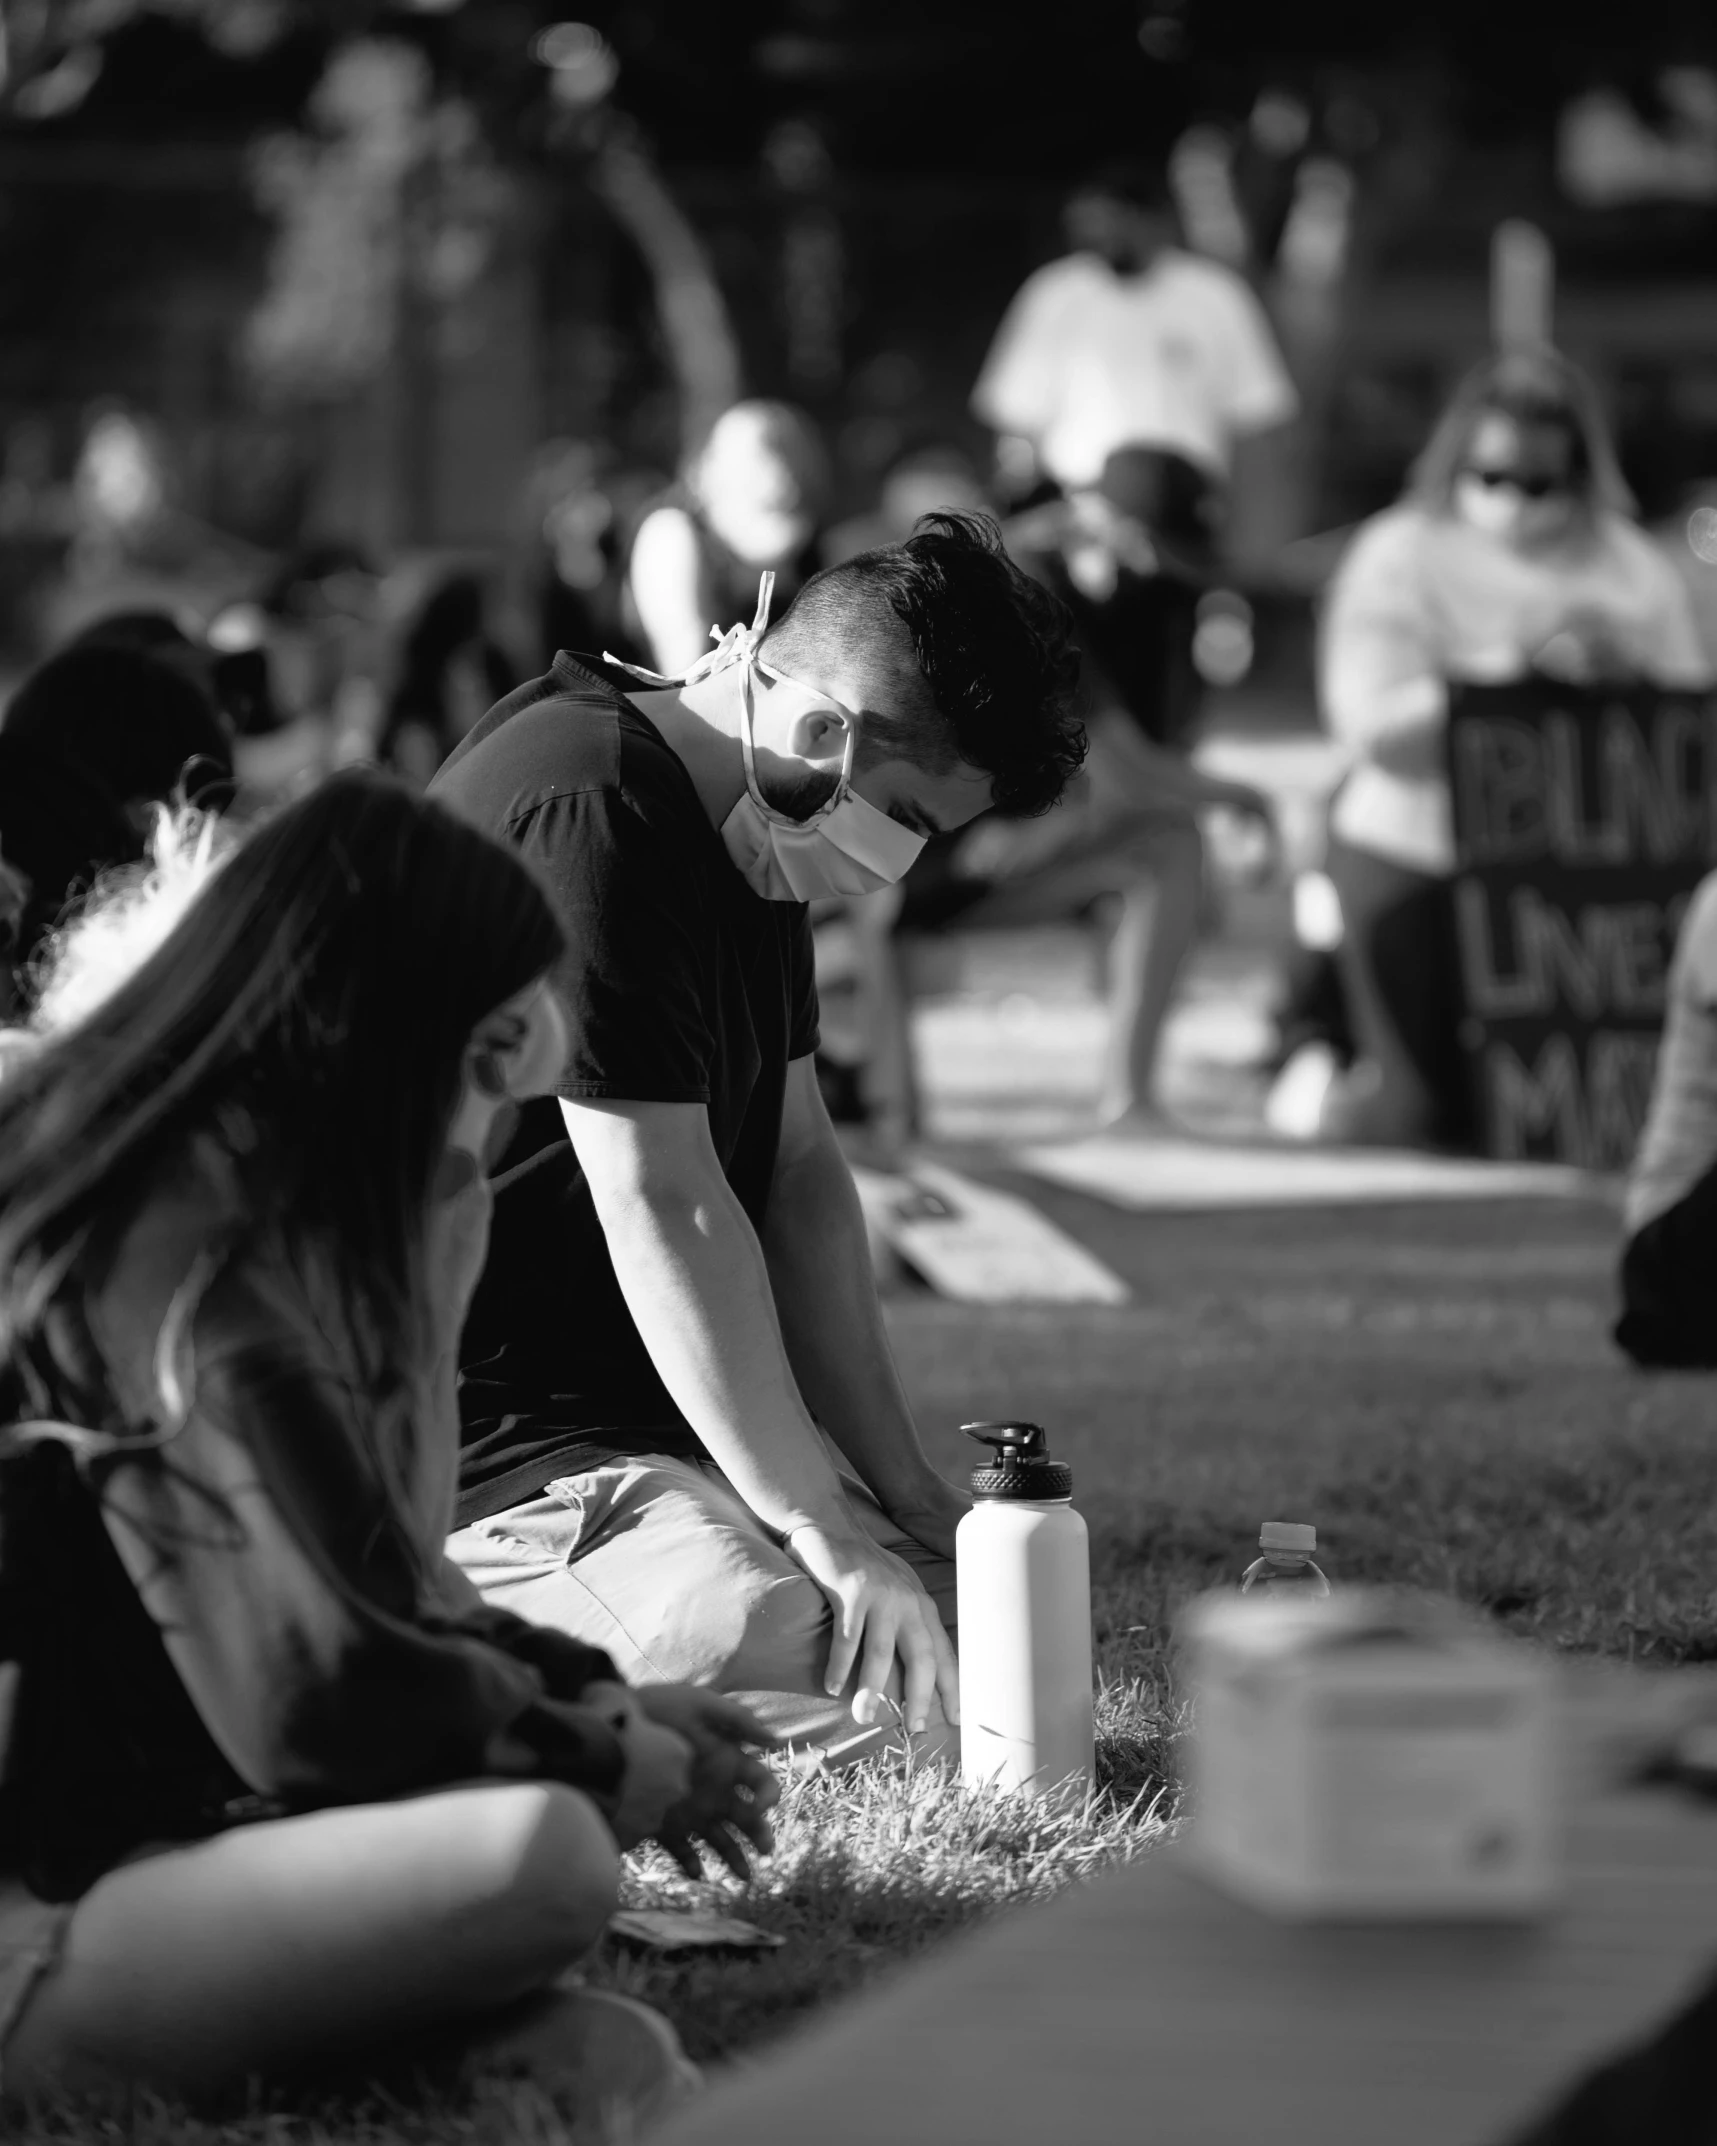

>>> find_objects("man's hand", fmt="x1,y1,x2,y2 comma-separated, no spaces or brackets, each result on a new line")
785,1523,959,1734
634,1686,782,1880
883,1475,970,1562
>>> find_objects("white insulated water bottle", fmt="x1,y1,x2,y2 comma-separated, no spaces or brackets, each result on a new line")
957,1422,1094,1799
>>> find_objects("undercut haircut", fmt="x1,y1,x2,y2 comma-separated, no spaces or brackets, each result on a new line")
763,512,1085,817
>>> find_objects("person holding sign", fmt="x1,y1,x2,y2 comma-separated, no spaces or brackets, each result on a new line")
1318,349,1710,1147
1617,872,1717,1367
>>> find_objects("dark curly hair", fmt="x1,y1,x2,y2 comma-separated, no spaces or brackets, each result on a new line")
764,511,1085,816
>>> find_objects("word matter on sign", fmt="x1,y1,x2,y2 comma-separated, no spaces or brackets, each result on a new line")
1446,680,1716,1171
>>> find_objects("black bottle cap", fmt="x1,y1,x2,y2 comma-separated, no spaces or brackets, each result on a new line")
962,1421,1073,1502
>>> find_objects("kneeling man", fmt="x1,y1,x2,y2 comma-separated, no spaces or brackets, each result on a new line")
431,513,1081,1755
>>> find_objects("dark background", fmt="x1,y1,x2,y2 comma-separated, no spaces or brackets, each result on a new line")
3,0,1716,649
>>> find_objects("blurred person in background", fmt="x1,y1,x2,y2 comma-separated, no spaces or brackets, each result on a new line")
822,439,992,568
884,452,1276,1138
0,774,772,2114
1615,871,1717,1368
992,443,1275,1132
376,569,516,790
1319,348,1711,1148
625,401,830,676
522,438,653,674
0,632,233,1010
208,542,383,800
64,608,275,756
971,159,1298,541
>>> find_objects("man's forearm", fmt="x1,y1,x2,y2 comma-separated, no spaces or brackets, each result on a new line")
594,1170,851,1536
762,1133,944,1513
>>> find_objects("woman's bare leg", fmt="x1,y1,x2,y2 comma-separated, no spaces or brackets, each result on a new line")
7,1780,621,2104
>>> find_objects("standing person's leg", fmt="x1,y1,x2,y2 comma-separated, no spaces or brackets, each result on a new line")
1325,836,1446,1146
449,1455,956,1756
4,1782,693,2110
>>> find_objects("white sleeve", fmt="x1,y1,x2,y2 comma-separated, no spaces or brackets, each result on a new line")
1673,873,1717,1007
1318,513,1445,748
625,505,714,677
1212,272,1299,436
971,265,1072,441
1644,554,1715,690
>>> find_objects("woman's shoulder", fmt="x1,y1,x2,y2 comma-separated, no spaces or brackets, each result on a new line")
1332,503,1436,586
1589,510,1680,584
81,1133,281,1418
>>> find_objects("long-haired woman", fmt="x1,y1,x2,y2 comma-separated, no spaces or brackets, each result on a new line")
0,772,774,2114
1319,347,1711,1146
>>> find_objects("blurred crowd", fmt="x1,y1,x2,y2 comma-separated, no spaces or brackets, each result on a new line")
2,162,1292,1138
4,152,1717,1188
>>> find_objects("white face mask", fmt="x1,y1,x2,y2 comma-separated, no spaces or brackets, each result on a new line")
1453,473,1570,548
609,572,927,903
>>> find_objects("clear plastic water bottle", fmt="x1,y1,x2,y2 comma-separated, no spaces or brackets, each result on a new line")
1240,1520,1330,1599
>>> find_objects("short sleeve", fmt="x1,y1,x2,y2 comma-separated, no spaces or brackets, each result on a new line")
1672,873,1717,1008
1632,536,1715,691
971,262,1078,439
786,904,820,1060
1211,272,1299,435
1319,510,1444,747
510,785,716,1104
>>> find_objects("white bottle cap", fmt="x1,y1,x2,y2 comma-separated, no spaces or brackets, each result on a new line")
1260,1520,1316,1553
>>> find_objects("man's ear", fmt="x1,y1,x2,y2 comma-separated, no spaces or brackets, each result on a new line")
782,703,851,769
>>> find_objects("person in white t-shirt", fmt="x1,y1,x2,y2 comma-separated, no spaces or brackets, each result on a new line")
1319,348,1712,1147
971,160,1298,505
1617,871,1717,1367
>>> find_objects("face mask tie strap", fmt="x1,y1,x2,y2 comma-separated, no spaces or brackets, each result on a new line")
605,571,776,690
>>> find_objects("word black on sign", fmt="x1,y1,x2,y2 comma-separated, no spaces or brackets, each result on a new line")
1446,679,1717,1170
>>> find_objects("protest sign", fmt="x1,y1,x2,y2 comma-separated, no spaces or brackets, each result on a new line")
1446,678,1717,1169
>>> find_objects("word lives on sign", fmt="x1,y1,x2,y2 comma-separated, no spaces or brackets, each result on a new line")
1447,680,1717,1170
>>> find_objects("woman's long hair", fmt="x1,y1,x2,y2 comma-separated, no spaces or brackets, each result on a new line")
1406,347,1635,521
0,771,563,1411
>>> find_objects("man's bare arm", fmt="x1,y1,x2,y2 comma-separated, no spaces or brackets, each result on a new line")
560,1095,958,1727
761,1056,967,1558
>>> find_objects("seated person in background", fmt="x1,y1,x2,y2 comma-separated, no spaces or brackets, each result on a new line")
429,515,1081,1762
885,448,1276,1138
208,542,383,798
1616,873,1717,1368
1321,348,1711,1149
821,440,992,568
0,633,233,1007
0,774,769,2114
625,400,830,676
376,569,516,790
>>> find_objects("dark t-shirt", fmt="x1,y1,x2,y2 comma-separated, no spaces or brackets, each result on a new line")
428,654,820,1524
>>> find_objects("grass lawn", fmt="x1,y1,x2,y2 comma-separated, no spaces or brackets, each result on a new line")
21,1187,1717,2145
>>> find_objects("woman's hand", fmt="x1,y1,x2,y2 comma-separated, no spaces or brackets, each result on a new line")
1532,614,1643,689
633,1685,782,1879
583,1681,695,1851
